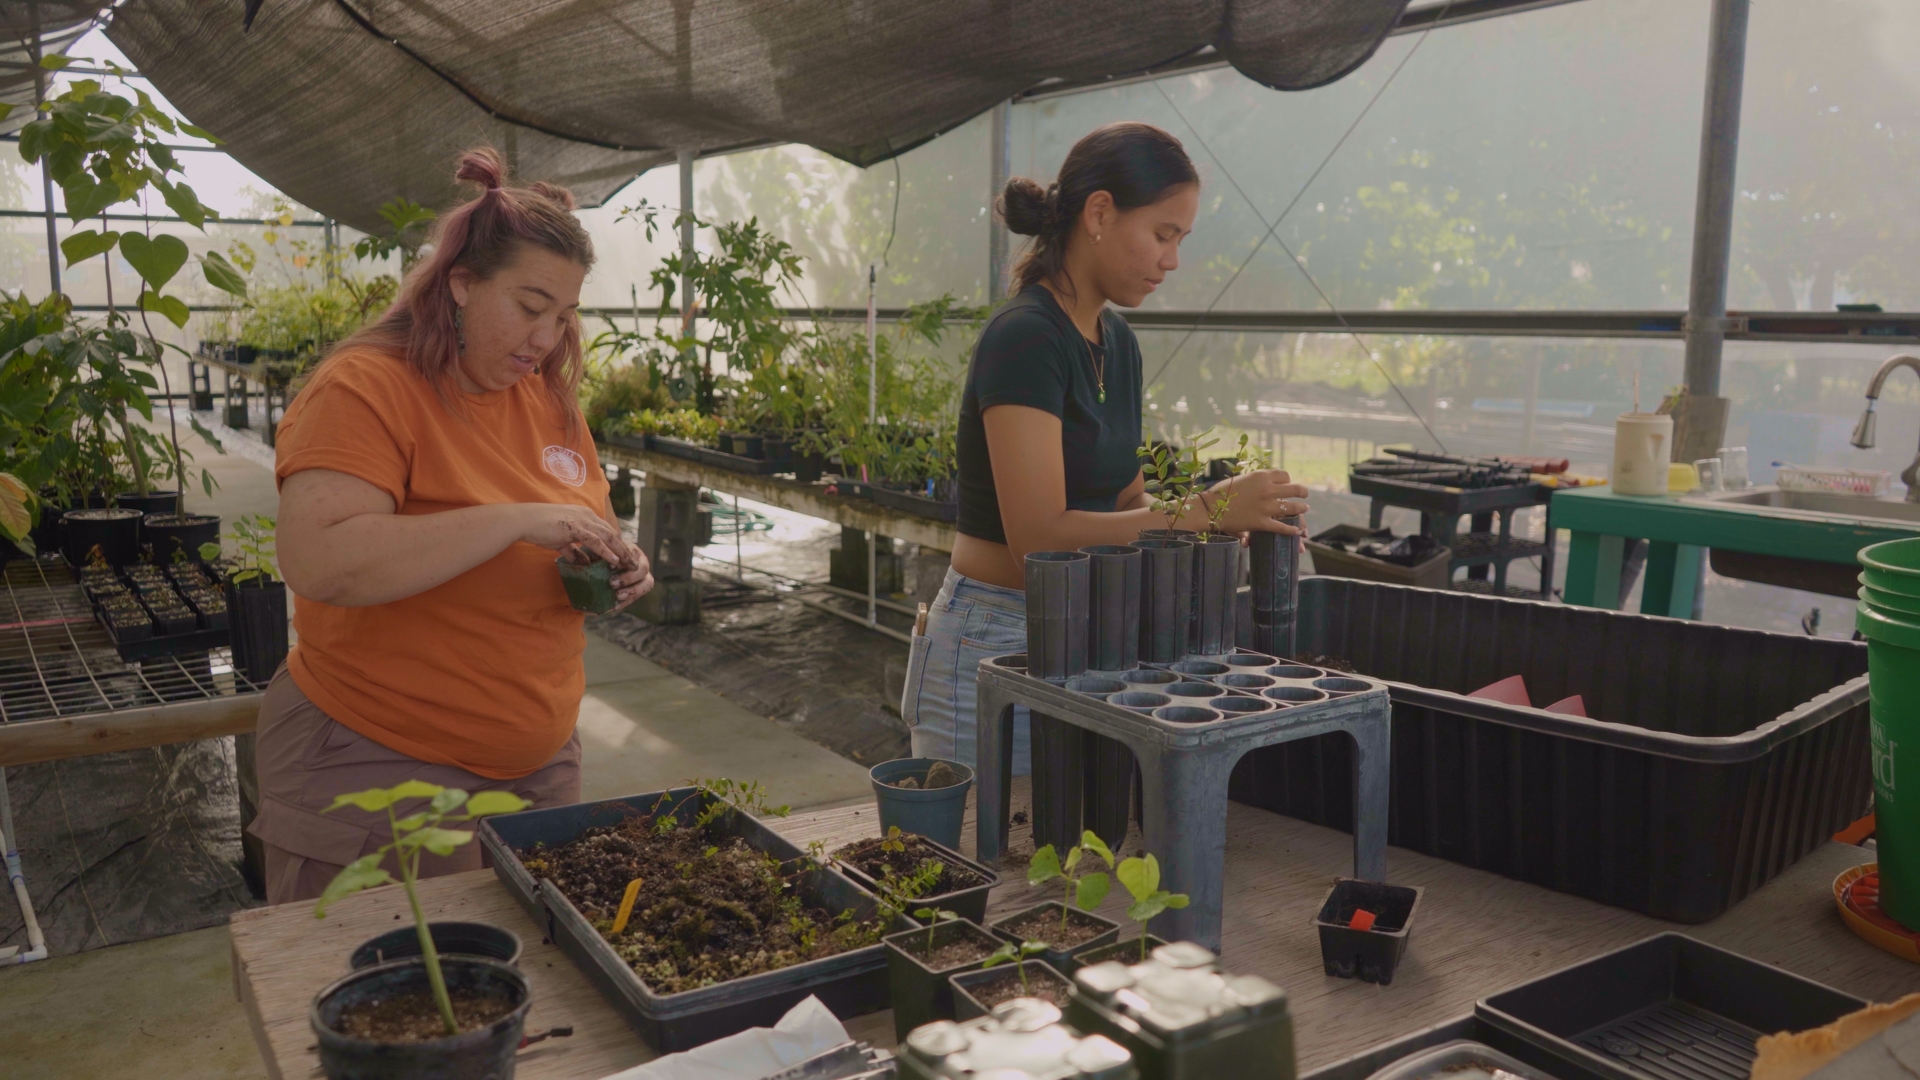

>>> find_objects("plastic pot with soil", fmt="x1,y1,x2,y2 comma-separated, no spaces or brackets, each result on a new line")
312,956,531,1080
115,490,179,516
831,830,999,924
62,508,143,569
884,918,1004,1041
950,958,1073,1020
869,758,973,851
144,513,220,564
555,551,618,614
1076,933,1171,967
350,922,522,971
227,577,289,686
989,900,1120,974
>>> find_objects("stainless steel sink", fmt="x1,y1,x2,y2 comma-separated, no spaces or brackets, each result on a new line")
1706,486,1920,524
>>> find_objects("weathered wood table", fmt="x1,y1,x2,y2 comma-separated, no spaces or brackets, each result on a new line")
230,783,1919,1080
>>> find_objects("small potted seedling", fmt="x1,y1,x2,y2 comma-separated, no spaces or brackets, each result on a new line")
1116,853,1189,962
201,513,284,685
882,895,1004,1041
308,782,533,1079
555,544,619,614
833,825,998,924
950,940,1070,1019
990,831,1120,973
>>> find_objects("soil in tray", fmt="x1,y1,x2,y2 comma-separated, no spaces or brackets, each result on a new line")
894,929,1001,969
999,907,1110,949
965,966,1072,1010
833,835,987,895
1296,653,1357,673
520,809,889,995
331,987,517,1042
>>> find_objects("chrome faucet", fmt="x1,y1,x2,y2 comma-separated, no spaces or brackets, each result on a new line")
1853,353,1920,502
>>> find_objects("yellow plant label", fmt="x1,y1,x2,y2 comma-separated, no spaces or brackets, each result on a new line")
611,877,645,935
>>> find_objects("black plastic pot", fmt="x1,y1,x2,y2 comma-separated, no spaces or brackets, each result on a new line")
950,960,1072,1021
1024,551,1089,680
835,835,999,924
989,900,1120,974
722,432,764,459
1076,934,1170,968
227,578,289,686
143,513,220,564
555,555,618,614
311,956,530,1080
793,449,825,484
1029,713,1085,855
61,508,142,569
237,344,258,364
608,468,636,519
1081,733,1135,853
1249,522,1302,658
1080,545,1140,672
1315,878,1422,986
116,490,179,515
885,918,1003,1041
1135,538,1194,663
350,922,522,971
1191,535,1242,656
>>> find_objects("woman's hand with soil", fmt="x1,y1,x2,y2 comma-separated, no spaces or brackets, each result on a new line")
1193,469,1310,538
522,505,654,612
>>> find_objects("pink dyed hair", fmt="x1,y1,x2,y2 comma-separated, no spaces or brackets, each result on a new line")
333,147,596,431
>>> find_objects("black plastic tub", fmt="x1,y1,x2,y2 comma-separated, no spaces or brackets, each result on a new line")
1228,577,1872,922
1476,933,1865,1080
884,918,1003,1041
832,834,999,925
1315,878,1421,986
478,788,909,1053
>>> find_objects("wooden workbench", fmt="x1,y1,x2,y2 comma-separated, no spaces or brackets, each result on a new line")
596,443,956,552
230,782,1918,1080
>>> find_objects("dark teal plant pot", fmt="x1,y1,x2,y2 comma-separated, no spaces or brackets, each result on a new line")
870,758,973,850
556,556,617,614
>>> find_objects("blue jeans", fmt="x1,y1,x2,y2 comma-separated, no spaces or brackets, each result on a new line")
901,567,1032,776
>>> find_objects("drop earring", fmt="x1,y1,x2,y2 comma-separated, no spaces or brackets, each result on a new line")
454,306,466,353
1095,233,1103,243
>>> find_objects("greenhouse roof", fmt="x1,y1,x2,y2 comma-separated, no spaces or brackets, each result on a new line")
101,0,1412,234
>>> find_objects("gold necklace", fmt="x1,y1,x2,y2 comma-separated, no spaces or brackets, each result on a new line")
1086,324,1106,405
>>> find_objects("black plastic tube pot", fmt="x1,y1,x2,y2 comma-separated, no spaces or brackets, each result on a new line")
350,922,522,971
1081,732,1135,852
311,956,530,1080
1024,550,1090,680
1078,545,1140,672
1135,538,1194,663
884,918,1003,1041
1191,535,1242,656
1250,519,1303,658
228,578,289,686
1029,713,1085,856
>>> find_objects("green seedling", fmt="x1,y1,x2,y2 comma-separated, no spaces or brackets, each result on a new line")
1137,440,1198,533
982,939,1049,996
314,782,532,1036
647,776,791,834
880,825,907,854
1116,853,1190,960
1028,830,1113,933
199,513,277,584
913,906,959,954
1197,432,1275,540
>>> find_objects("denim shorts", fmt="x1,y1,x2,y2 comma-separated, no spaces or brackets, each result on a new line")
900,567,1032,776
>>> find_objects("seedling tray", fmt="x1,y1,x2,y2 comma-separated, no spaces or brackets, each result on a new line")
478,788,908,1053
861,482,958,523
1230,576,1873,922
647,434,793,475
1475,934,1865,1080
834,834,998,924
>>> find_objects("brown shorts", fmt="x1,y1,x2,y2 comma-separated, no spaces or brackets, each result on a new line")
248,664,581,906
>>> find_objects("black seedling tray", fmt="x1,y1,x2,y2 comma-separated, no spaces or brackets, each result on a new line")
860,482,958,523
647,435,793,475
1476,933,1865,1080
479,788,909,1053
833,834,999,924
1052,649,1383,726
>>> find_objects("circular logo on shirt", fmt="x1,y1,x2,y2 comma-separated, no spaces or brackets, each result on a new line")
542,445,587,486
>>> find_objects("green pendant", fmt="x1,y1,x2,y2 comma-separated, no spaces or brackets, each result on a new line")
1098,389,1106,404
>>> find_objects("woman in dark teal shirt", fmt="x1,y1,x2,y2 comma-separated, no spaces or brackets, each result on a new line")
900,121,1311,771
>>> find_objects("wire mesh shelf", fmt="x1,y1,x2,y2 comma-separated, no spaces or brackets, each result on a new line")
0,557,263,725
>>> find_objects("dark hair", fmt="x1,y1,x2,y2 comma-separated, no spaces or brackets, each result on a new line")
336,147,596,428
998,122,1197,297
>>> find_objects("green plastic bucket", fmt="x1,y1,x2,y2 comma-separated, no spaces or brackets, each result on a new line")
1859,537,1920,599
1856,601,1920,929
1861,582,1920,619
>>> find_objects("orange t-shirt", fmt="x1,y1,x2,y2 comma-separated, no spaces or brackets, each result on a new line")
274,348,610,779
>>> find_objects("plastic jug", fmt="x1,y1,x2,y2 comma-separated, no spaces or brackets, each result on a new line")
1612,413,1673,495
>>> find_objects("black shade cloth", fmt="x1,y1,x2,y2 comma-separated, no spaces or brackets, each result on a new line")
105,0,1409,234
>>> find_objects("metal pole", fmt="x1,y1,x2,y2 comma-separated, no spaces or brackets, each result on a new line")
677,150,696,339
866,265,878,629
1681,0,1751,399
988,99,1012,301
28,31,58,297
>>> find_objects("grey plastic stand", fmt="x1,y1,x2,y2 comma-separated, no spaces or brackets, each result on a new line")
974,651,1391,952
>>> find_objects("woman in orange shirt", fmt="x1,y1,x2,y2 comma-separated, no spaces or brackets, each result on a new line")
252,148,653,903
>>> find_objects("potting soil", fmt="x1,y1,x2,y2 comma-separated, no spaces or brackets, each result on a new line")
833,835,987,894
333,987,518,1042
897,931,1001,969
1000,907,1111,949
519,807,888,994
968,966,1072,1010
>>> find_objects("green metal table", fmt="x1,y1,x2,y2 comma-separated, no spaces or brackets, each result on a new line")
1553,485,1920,617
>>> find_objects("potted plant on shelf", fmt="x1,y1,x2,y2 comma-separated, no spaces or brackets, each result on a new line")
990,833,1121,974
869,757,974,851
201,513,285,685
310,782,532,1079
950,940,1069,1018
1191,432,1272,655
831,825,999,924
1113,853,1189,962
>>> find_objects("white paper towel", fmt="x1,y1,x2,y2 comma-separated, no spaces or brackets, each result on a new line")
599,995,851,1080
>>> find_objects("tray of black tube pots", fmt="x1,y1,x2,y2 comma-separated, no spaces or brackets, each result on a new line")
83,560,231,661
477,784,918,1054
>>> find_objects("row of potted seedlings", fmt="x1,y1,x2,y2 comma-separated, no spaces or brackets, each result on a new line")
82,557,228,644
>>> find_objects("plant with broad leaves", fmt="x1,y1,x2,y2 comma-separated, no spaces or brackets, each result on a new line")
314,782,533,1037
1196,432,1274,541
880,825,907,854
200,513,276,585
352,197,439,270
1115,854,1189,960
982,940,1049,996
1137,439,1201,534
912,906,958,954
1028,830,1114,934
0,474,34,556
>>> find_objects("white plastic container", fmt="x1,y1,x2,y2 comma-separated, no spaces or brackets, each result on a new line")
1611,413,1673,495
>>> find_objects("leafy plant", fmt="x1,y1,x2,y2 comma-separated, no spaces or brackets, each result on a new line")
1115,854,1189,960
982,940,1049,995
867,859,942,926
314,782,532,1037
1137,440,1200,534
352,197,438,270
199,513,276,584
608,407,722,444
912,906,958,954
647,777,791,835
581,348,676,436
1195,432,1274,540
879,825,907,854
1028,831,1114,933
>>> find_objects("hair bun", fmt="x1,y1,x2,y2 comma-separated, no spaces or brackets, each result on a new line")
528,180,576,210
998,176,1054,237
455,147,507,190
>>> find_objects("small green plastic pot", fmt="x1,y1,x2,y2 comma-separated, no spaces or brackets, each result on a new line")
556,556,618,614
